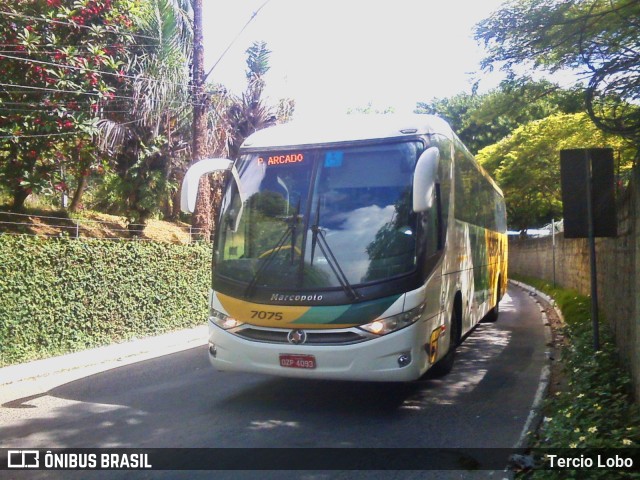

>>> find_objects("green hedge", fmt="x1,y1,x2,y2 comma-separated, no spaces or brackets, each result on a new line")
0,235,211,367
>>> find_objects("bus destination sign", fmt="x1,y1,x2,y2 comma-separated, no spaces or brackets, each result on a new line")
258,153,305,166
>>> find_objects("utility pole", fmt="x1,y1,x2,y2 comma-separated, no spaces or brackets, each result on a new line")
189,0,271,241
191,0,212,240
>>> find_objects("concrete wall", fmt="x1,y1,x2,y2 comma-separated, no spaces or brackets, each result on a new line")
509,166,640,399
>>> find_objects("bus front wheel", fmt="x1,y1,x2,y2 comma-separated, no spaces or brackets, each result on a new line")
428,306,460,377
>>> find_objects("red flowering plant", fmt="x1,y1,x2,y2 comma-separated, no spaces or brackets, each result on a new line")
0,0,136,210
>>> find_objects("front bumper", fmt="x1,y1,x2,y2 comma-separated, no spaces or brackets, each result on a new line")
207,319,432,382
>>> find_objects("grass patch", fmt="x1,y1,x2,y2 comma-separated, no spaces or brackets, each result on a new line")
512,274,640,478
0,207,192,243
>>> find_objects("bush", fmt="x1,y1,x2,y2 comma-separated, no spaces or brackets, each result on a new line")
0,235,211,366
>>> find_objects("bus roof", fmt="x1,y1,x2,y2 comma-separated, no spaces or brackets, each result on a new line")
240,114,456,150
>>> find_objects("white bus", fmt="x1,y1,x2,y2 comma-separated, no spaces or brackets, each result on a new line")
181,115,508,382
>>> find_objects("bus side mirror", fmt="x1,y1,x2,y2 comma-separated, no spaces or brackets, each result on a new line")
181,158,233,213
413,147,440,212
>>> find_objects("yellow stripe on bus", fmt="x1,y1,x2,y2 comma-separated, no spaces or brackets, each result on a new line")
217,292,310,327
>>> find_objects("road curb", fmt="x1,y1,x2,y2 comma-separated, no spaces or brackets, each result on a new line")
509,280,565,324
508,279,563,451
0,325,208,388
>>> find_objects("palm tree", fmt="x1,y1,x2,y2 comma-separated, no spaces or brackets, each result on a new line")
225,41,277,160
95,0,194,231
191,41,279,241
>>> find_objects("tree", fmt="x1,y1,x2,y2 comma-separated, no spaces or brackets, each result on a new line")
182,40,291,240
192,41,288,242
0,0,135,211
347,102,395,115
415,79,583,154
225,41,277,160
95,0,194,230
475,0,640,146
476,112,635,232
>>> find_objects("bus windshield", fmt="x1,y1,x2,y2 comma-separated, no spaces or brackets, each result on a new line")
215,141,422,292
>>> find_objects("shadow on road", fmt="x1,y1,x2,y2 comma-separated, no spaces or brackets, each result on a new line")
1,287,544,453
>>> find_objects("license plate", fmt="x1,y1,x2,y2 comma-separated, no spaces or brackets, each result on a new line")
279,354,316,369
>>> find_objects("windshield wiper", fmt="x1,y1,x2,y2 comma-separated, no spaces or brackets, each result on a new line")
244,201,302,298
310,199,360,301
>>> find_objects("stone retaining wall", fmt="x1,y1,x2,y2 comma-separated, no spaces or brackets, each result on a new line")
509,166,640,398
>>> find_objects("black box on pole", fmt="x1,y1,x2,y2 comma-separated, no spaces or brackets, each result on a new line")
560,148,617,238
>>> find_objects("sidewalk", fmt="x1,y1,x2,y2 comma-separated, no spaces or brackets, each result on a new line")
0,325,208,405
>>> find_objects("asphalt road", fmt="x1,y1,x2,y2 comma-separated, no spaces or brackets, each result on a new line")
0,285,547,479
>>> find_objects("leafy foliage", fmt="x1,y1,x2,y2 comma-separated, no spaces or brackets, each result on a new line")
477,112,634,231
514,275,640,479
225,41,278,160
0,235,210,366
0,0,136,210
244,40,270,84
347,102,396,115
95,0,193,228
415,79,583,154
475,0,640,145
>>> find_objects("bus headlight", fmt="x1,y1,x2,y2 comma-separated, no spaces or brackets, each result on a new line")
210,308,244,330
358,303,425,335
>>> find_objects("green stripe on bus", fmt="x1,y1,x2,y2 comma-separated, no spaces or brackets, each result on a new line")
292,304,351,324
330,294,402,325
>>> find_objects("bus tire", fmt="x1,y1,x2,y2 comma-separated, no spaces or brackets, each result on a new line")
428,302,460,378
482,277,501,323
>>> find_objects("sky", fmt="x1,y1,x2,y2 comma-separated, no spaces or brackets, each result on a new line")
202,0,509,119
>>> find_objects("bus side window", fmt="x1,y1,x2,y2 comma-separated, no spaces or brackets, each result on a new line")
420,190,440,257
437,143,452,237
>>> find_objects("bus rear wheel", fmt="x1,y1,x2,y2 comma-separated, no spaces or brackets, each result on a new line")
483,278,501,323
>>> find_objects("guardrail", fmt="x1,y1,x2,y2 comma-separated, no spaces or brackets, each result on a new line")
0,211,208,244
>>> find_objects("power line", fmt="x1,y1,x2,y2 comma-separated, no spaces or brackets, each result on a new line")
0,107,133,114
1,100,94,107
0,120,142,140
0,44,161,50
0,101,194,139
0,98,188,110
103,102,192,126
0,82,204,107
0,53,195,90
0,82,136,101
0,131,87,139
203,0,272,82
0,10,160,42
